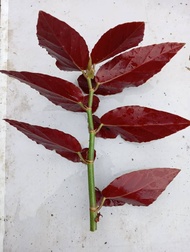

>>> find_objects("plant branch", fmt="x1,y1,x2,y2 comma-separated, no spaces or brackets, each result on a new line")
86,76,97,231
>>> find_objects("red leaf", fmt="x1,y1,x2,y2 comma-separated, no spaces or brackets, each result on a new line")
5,119,83,162
93,115,117,139
94,84,123,96
78,74,97,94
96,106,190,142
102,168,180,206
91,22,145,64
81,148,96,161
0,71,100,113
37,11,89,71
78,74,121,96
95,43,184,95
1,70,83,111
83,95,100,113
96,188,125,207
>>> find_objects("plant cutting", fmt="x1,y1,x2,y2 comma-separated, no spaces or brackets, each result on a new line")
1,11,190,232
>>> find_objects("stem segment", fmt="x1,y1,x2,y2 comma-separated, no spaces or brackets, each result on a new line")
86,77,97,231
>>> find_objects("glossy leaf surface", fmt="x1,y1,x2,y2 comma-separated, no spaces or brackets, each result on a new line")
100,168,180,206
0,71,99,113
91,22,145,64
95,43,184,95
37,11,89,71
96,106,190,142
5,119,84,162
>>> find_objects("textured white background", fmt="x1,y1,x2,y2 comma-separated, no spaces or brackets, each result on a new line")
1,0,190,251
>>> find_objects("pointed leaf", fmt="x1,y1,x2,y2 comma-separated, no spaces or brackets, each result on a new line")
95,43,185,95
5,119,83,162
37,11,89,71
101,168,180,206
0,71,100,113
91,22,145,64
1,70,83,111
96,106,190,142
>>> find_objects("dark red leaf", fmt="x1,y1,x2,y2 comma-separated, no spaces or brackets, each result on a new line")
96,106,190,142
91,22,145,64
83,95,100,113
37,11,89,71
81,148,96,161
5,119,83,162
95,43,185,95
78,74,121,95
93,115,118,139
78,74,97,94
96,188,125,207
0,71,99,113
94,84,123,96
1,70,83,111
101,168,180,206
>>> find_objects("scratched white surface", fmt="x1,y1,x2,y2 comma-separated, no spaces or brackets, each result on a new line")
1,0,190,251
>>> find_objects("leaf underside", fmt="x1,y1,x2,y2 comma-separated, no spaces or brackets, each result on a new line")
95,106,190,142
37,11,89,71
96,168,180,207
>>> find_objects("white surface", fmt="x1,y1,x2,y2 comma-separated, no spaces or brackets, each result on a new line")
0,0,8,250
1,0,190,251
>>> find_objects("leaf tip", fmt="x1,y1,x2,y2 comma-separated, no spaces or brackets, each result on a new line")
4,118,10,123
38,10,46,16
178,42,186,50
173,168,181,175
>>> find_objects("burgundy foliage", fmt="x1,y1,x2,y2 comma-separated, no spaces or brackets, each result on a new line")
0,71,99,113
78,74,123,96
78,74,97,94
96,168,180,206
96,188,125,207
95,43,184,95
2,11,188,213
37,11,89,71
91,22,145,64
95,106,190,142
5,119,85,162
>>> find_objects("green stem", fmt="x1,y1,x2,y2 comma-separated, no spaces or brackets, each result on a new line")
86,77,97,231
